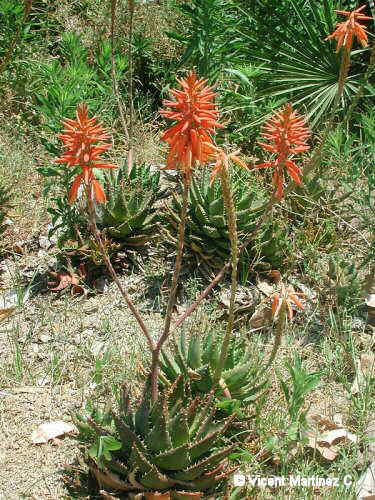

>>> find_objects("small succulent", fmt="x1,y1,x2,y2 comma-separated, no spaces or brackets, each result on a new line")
159,328,267,407
164,171,266,272
74,377,237,498
100,162,168,247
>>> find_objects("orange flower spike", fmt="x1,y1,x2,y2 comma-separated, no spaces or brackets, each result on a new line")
256,104,310,199
271,284,305,321
325,5,372,52
160,71,223,177
209,148,249,185
56,103,117,204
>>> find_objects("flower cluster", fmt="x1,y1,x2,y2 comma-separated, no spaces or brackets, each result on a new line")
56,104,117,204
160,72,223,179
257,104,310,199
325,5,371,53
271,283,305,321
209,147,248,185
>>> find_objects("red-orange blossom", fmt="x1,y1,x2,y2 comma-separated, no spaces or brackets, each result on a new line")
56,104,117,204
160,72,223,178
257,104,310,199
325,5,371,52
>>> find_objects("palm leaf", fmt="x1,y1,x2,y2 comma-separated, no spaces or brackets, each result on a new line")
236,0,370,127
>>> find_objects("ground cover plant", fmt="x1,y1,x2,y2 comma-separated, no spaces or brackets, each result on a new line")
1,0,375,499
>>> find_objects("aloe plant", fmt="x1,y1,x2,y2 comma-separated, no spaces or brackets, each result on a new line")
75,377,237,497
164,172,265,272
159,328,267,407
100,162,168,246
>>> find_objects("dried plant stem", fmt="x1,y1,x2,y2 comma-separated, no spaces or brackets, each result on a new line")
110,0,130,144
264,301,286,371
150,176,189,403
85,189,154,352
214,166,238,383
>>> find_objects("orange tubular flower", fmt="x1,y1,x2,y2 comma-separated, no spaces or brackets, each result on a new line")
56,104,117,204
271,284,305,321
256,104,310,199
209,147,249,185
160,72,223,179
325,5,371,52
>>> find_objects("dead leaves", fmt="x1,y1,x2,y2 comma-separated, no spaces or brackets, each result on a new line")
218,285,260,321
0,307,16,322
48,263,87,295
351,353,375,395
31,420,77,444
216,272,309,330
357,463,375,499
248,274,308,330
302,414,357,461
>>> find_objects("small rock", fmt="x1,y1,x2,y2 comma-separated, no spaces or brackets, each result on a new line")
39,236,51,250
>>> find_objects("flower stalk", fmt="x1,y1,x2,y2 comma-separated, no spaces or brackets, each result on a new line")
214,163,238,384
127,0,135,149
265,299,286,371
150,175,189,403
289,5,372,190
85,190,155,353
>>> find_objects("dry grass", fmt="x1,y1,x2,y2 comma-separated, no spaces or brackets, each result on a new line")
0,121,48,248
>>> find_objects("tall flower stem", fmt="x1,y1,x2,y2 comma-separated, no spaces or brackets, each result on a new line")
336,48,351,108
264,300,286,371
214,165,238,384
85,186,155,353
150,175,190,403
127,0,135,148
301,5,372,183
174,194,277,331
